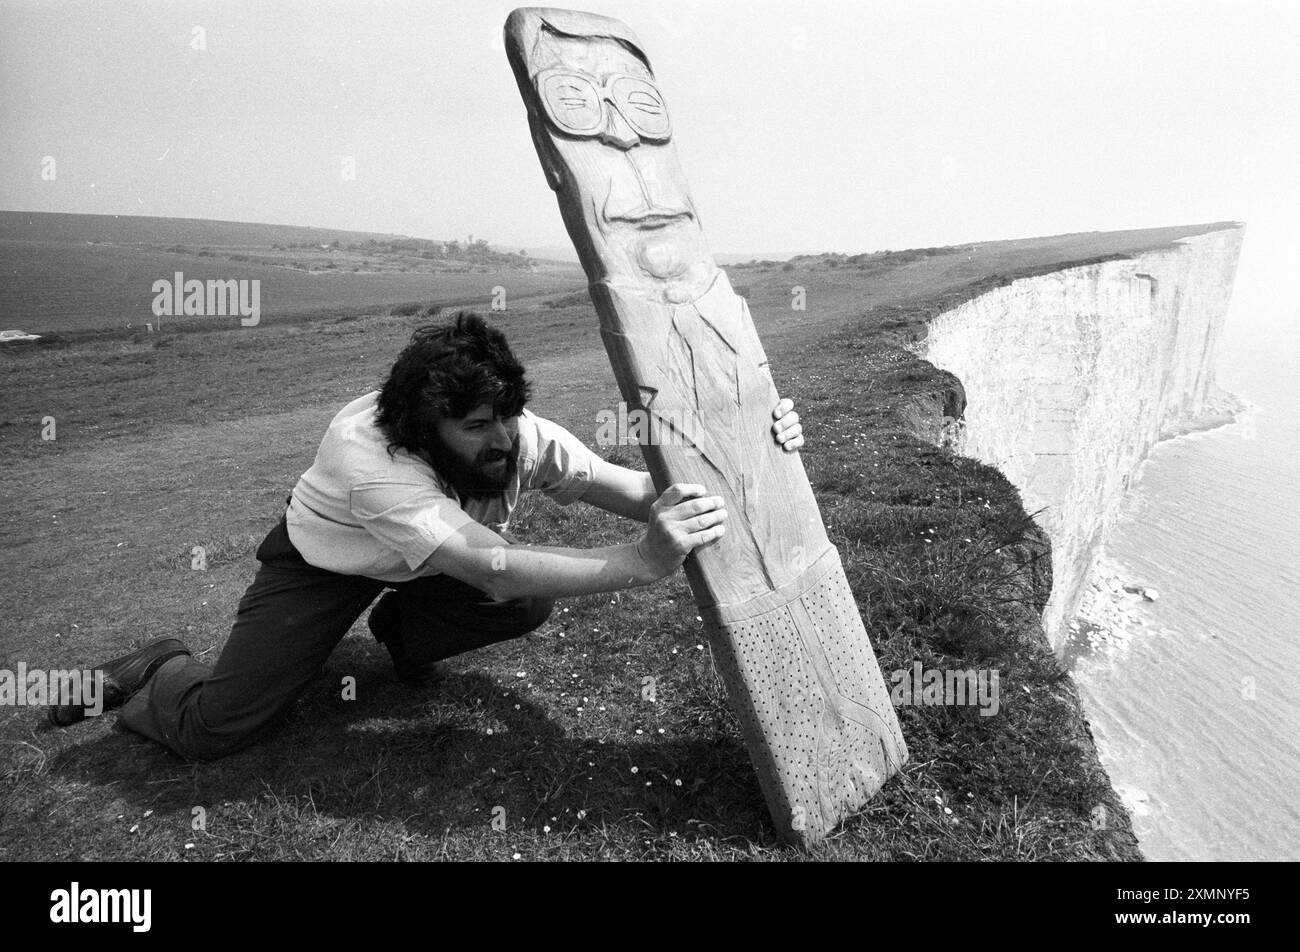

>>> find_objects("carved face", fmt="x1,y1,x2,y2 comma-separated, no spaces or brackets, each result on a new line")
522,27,716,301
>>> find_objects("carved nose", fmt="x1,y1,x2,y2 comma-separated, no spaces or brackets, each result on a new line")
597,103,640,150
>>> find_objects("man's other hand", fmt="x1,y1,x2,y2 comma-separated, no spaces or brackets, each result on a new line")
771,397,804,452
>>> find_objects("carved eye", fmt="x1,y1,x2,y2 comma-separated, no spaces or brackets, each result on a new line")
625,90,663,115
556,85,592,109
612,77,670,139
540,73,602,133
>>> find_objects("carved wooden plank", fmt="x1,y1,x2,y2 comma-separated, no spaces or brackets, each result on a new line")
504,6,908,845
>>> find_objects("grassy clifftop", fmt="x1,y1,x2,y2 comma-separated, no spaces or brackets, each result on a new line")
0,222,1234,860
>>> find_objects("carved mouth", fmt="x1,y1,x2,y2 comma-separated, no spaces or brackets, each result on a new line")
605,207,694,229
592,192,698,244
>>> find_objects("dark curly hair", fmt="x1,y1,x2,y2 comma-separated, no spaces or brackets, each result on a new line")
375,311,532,457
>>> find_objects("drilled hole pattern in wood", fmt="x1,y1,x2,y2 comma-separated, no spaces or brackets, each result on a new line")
708,552,904,842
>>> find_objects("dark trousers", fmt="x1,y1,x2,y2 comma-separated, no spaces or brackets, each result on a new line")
119,515,553,761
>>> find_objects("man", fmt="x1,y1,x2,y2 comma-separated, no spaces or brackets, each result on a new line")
49,311,804,760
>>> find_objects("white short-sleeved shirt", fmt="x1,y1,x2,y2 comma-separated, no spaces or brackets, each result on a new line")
285,391,601,582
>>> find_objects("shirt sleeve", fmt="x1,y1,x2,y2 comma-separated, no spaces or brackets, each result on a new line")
349,478,475,572
522,412,602,506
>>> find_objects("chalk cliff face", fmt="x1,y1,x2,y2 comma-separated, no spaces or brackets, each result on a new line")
915,227,1245,647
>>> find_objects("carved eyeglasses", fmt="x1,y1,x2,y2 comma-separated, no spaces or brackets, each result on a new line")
534,67,672,142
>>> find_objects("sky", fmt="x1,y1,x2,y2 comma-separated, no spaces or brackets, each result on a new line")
1,0,1297,267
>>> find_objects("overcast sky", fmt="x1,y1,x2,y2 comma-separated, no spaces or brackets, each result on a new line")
1,0,1296,263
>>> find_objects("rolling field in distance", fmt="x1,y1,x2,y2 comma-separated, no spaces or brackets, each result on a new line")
0,211,585,334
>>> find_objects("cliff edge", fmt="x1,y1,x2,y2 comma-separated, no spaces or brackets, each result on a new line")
727,220,1244,858
915,226,1245,646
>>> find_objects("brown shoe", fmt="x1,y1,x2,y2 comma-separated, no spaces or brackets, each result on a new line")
47,637,191,727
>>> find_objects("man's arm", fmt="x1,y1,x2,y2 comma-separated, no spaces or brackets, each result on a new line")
422,483,727,601
577,464,657,522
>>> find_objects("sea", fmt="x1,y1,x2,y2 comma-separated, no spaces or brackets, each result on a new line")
1064,228,1300,861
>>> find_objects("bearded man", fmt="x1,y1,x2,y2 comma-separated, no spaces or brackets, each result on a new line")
48,311,803,760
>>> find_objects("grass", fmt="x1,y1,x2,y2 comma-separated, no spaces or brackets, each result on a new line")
1,222,1234,861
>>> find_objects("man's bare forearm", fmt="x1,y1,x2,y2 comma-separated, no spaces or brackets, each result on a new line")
631,471,655,522
419,477,722,601
475,540,662,601
578,468,657,522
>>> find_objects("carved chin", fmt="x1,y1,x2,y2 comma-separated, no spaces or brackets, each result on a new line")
635,236,688,279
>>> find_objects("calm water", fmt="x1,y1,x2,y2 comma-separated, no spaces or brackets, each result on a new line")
1066,249,1300,860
